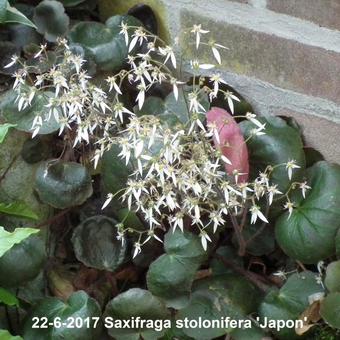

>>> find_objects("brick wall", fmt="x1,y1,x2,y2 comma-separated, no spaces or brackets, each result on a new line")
99,0,340,163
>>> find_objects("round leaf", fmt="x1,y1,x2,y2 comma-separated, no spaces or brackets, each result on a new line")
71,215,127,271
35,160,93,209
23,290,102,340
0,90,60,135
164,229,207,263
325,261,340,293
240,116,305,192
104,288,170,339
33,0,69,42
101,144,133,199
275,161,340,263
69,15,141,71
0,235,45,287
259,271,324,339
320,292,340,329
147,254,198,309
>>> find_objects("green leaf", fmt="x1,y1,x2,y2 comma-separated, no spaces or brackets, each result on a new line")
0,124,16,144
146,229,208,309
320,292,340,329
147,254,198,310
68,15,142,71
0,226,39,258
101,144,133,202
4,5,36,28
0,0,7,22
33,0,69,42
240,116,306,192
71,215,127,271
0,235,45,287
23,290,102,340
259,271,324,339
275,161,340,263
0,329,23,340
0,202,39,220
177,289,230,340
325,261,340,293
0,90,60,135
60,0,86,7
35,160,93,209
0,287,19,306
164,229,208,263
104,288,170,340
193,274,261,315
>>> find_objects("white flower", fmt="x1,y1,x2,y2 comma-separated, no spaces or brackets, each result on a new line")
158,46,176,69
106,76,122,94
4,55,19,69
210,42,228,64
34,44,47,58
284,201,295,219
144,230,163,244
245,112,264,129
191,24,209,49
170,78,185,101
250,205,268,224
133,242,142,258
300,181,311,198
210,73,226,96
170,212,184,232
200,231,212,250
136,84,146,109
286,160,300,180
267,185,282,205
225,91,240,114
102,193,114,209
119,22,129,45
129,27,147,52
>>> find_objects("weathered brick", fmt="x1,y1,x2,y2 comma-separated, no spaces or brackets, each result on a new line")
268,0,340,31
274,110,340,164
181,10,340,105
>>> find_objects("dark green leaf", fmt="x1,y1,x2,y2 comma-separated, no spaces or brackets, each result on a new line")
33,0,69,42
0,0,7,21
177,289,229,340
23,291,102,340
164,229,208,263
104,288,170,339
0,90,60,135
0,226,39,257
71,215,127,271
259,271,324,339
147,254,198,309
60,0,86,7
320,292,340,329
68,15,141,71
146,229,208,309
35,160,93,209
240,116,305,192
0,235,45,287
275,161,340,263
4,5,36,28
325,261,340,293
101,144,132,201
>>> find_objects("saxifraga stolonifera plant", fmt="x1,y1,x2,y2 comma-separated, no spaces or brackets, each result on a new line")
5,23,310,258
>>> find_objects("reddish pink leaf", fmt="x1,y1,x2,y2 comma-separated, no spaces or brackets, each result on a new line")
206,107,249,182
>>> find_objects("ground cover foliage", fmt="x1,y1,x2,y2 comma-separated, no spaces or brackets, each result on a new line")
0,1,340,339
